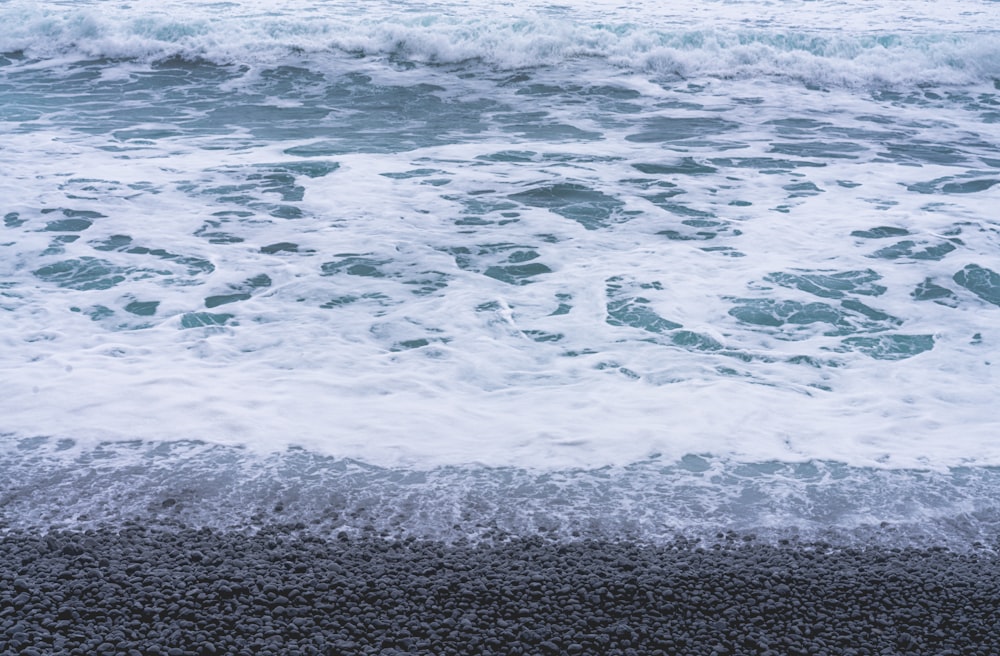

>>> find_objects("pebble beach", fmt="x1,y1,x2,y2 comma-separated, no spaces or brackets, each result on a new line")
3,525,998,655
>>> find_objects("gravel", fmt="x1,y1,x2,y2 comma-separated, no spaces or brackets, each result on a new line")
2,524,999,655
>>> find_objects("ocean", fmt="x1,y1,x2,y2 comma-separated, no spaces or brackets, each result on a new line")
1,0,999,549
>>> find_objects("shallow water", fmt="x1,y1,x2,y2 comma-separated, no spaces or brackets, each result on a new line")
1,0,998,545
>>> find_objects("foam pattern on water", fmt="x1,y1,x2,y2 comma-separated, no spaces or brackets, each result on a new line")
1,1,999,486
2,437,999,550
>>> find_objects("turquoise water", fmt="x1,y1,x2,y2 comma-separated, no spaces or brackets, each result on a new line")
1,0,999,545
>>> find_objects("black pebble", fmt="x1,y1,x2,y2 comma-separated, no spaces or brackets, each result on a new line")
0,527,998,656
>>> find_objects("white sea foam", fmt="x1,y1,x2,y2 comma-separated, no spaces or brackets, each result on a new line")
1,0,999,478
2,127,998,468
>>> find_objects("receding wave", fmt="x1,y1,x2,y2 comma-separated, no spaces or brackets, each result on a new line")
2,6,998,87
3,437,999,550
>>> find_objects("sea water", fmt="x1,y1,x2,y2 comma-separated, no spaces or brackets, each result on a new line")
1,0,998,547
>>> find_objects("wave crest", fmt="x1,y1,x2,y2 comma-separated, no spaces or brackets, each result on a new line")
1,6,998,87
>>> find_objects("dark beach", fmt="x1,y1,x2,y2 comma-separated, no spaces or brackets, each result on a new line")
2,524,998,655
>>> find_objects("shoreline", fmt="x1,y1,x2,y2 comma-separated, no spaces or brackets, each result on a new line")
3,525,998,655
